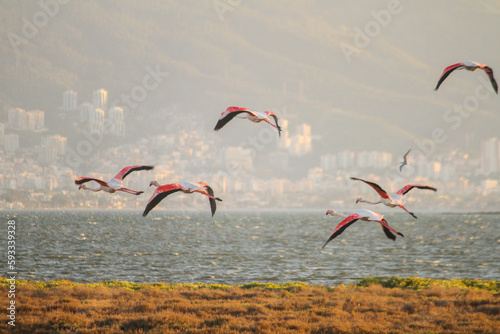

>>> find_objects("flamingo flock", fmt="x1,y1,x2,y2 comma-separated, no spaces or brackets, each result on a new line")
321,177,437,248
74,58,493,250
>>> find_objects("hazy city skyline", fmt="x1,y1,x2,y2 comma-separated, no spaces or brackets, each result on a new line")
1,1,500,210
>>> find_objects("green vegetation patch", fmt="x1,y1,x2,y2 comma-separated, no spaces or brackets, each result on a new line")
239,282,309,291
1,276,498,293
357,276,500,293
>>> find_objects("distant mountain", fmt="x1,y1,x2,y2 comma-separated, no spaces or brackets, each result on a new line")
1,1,500,155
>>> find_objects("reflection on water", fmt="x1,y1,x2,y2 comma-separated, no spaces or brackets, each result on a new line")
2,210,499,285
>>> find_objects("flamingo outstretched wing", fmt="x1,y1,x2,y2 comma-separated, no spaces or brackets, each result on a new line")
322,214,360,248
75,177,109,187
482,66,498,94
113,165,154,181
203,184,219,217
381,226,397,240
214,107,254,131
434,63,465,91
268,113,282,137
396,185,437,196
350,177,390,199
142,184,182,217
378,218,404,240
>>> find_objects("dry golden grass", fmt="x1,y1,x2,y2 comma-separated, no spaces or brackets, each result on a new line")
1,277,499,333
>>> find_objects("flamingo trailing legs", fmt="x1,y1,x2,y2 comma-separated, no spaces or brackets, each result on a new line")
75,165,154,195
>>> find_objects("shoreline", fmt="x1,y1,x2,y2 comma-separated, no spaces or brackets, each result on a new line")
3,276,499,292
0,276,500,290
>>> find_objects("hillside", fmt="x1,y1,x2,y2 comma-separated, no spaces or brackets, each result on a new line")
1,1,500,155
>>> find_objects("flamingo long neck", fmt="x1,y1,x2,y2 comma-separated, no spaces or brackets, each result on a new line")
332,212,348,218
359,198,382,205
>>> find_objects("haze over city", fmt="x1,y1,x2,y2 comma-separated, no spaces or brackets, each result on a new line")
1,0,500,211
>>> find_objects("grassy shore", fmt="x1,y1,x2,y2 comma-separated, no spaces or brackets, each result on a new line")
2,277,499,333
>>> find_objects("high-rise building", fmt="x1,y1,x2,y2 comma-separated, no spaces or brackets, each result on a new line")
7,109,44,131
4,134,19,153
40,135,67,164
93,88,108,111
42,135,67,155
336,150,355,169
108,106,125,136
89,108,105,133
480,137,499,175
79,103,93,122
278,119,291,150
288,123,312,156
63,90,78,110
8,108,25,128
320,153,337,171
26,110,45,131
356,151,393,169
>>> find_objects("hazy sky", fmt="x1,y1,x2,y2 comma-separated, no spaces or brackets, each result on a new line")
2,0,500,159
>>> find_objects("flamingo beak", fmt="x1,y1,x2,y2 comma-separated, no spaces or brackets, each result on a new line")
356,198,361,203
149,181,155,187
326,210,331,215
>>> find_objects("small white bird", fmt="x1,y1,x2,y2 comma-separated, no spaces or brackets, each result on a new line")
214,106,282,136
75,165,154,195
435,61,498,94
399,148,411,172
323,209,403,248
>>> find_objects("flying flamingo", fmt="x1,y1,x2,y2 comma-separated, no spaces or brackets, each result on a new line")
399,148,411,172
351,177,437,219
214,106,282,137
75,165,154,195
434,61,498,94
322,209,404,248
142,181,222,217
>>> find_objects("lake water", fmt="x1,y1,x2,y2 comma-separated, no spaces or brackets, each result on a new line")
2,210,499,286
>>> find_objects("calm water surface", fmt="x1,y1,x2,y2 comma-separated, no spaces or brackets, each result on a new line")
2,210,499,286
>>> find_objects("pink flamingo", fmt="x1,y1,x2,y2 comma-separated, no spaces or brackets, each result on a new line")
323,209,404,248
214,106,281,136
143,181,222,217
75,165,154,195
435,61,497,94
351,177,437,219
